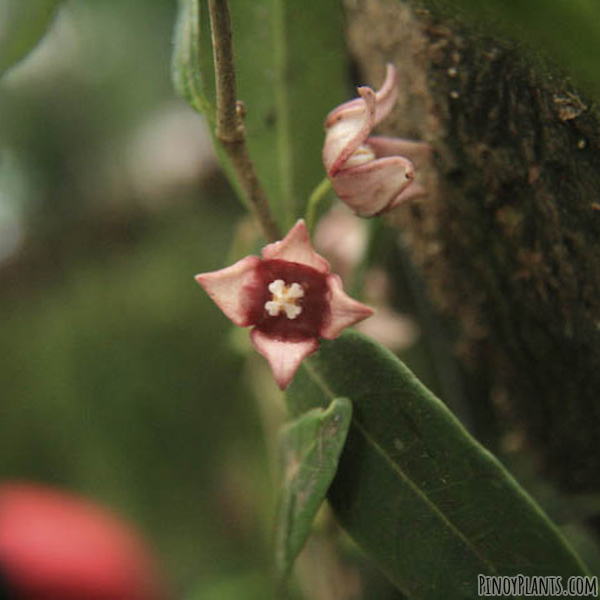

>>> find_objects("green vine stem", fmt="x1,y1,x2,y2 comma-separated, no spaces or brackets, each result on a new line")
305,177,333,233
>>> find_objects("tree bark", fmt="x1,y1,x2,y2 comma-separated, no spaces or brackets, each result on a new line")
345,0,600,492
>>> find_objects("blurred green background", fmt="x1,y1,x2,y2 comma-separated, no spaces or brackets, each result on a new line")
0,0,278,596
1,2,397,598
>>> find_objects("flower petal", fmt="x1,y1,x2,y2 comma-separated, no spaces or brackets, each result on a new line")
323,86,377,176
321,274,374,339
323,64,398,131
250,329,319,390
323,64,399,177
387,181,428,212
262,219,330,273
330,155,415,217
371,64,399,126
195,256,262,327
355,307,419,352
367,136,432,169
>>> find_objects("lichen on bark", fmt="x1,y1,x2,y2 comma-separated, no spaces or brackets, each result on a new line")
344,0,600,492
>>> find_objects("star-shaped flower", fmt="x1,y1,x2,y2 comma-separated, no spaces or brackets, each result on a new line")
195,220,373,389
323,64,430,217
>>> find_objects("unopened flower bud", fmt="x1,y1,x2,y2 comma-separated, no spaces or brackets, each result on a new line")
323,64,430,217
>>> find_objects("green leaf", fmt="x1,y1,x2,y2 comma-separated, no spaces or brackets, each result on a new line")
287,331,590,598
275,397,352,586
171,0,348,230
172,0,249,208
427,0,600,95
172,0,214,121
0,0,61,76
233,0,347,228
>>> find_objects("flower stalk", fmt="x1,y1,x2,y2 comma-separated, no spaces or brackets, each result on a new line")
305,177,332,233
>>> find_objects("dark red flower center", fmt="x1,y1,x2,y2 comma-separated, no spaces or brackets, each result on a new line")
242,259,330,342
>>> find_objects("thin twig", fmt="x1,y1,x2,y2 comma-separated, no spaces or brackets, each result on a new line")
207,0,282,242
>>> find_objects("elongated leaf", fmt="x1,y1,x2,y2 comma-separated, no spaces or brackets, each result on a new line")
231,1,348,228
0,0,61,76
287,331,590,598
275,397,352,585
172,0,249,208
172,0,214,120
172,0,347,229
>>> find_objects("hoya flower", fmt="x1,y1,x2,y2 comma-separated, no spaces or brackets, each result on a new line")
323,64,430,217
195,220,373,390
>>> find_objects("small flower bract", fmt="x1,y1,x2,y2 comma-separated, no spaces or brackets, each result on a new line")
195,220,373,389
323,64,430,217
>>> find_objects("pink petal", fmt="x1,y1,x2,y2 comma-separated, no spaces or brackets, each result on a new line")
323,64,398,177
323,96,365,126
387,181,428,211
195,256,262,327
323,87,377,176
367,136,432,169
372,64,399,126
320,274,374,339
331,155,415,217
355,307,419,352
262,219,330,273
250,329,319,390
323,64,398,130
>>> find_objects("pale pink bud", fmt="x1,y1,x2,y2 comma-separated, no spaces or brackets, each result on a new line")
323,64,430,217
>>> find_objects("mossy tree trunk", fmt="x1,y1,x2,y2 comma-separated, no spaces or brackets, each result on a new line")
345,0,600,492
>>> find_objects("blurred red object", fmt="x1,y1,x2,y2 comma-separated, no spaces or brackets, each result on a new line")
0,482,169,600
